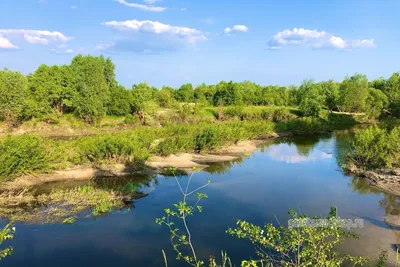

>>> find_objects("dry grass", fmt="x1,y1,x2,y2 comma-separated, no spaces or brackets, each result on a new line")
0,186,129,223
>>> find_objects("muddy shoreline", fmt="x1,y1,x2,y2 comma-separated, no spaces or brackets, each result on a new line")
347,163,400,196
0,133,288,190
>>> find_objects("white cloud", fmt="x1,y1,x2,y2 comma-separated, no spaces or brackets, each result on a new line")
180,7,186,11
104,20,207,44
143,0,160,4
96,41,116,51
71,5,77,9
266,28,375,50
50,48,75,54
50,44,76,54
113,0,166,12
0,36,18,49
224,25,249,34
0,29,69,45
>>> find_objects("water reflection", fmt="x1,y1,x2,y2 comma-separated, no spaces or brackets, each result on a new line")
3,129,400,266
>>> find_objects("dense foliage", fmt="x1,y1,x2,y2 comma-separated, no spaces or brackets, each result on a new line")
1,55,399,125
0,116,351,181
349,125,400,168
0,135,50,180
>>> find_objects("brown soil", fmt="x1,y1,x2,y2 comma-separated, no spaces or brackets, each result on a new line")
348,162,400,196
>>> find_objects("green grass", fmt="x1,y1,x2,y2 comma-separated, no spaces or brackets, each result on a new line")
0,106,361,181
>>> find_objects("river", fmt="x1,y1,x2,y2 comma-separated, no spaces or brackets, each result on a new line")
1,131,400,266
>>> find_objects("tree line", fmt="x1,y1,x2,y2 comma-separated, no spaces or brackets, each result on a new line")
0,54,399,125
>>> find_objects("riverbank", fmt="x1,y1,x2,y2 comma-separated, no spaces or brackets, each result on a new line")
347,162,400,196
0,116,358,189
0,139,277,190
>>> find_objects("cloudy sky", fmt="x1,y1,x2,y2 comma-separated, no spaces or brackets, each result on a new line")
0,0,399,87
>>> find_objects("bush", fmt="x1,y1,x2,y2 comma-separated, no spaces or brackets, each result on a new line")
0,135,50,180
272,108,294,122
350,125,400,168
224,106,244,120
78,129,155,162
124,114,138,125
195,126,225,151
261,109,272,120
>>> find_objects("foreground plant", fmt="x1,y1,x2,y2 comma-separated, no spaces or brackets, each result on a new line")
227,207,369,267
156,170,391,266
156,168,213,266
0,224,15,260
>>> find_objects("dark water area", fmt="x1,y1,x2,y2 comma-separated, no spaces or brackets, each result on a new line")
2,131,400,266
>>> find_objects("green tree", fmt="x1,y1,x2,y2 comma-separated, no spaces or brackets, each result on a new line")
71,55,112,124
194,83,216,105
339,74,369,113
27,64,76,117
107,85,132,116
157,86,175,108
383,73,400,117
297,79,324,117
0,69,28,124
366,88,388,118
213,81,243,106
130,82,155,112
320,80,340,111
176,83,195,103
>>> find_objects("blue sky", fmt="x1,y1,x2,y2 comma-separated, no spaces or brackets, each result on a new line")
0,0,399,88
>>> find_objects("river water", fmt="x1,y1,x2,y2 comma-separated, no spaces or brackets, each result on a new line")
2,132,400,266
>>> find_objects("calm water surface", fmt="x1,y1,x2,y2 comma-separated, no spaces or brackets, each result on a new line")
2,132,400,266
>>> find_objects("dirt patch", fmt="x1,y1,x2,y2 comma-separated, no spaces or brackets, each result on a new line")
146,153,239,172
214,140,266,157
348,163,400,196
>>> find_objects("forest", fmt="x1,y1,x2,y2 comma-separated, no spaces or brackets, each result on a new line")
1,54,399,126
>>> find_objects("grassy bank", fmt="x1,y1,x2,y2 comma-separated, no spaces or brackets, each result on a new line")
347,122,400,169
0,111,359,182
0,185,136,223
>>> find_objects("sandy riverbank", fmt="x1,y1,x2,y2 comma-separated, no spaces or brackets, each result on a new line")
0,138,277,190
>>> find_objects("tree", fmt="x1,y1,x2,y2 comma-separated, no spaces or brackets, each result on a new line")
213,81,243,106
383,73,400,117
339,74,369,113
194,83,216,105
366,88,388,118
107,85,132,116
27,64,76,117
156,86,175,108
176,83,194,103
130,82,155,124
130,82,155,112
0,69,27,124
71,55,112,124
320,80,340,111
297,79,324,117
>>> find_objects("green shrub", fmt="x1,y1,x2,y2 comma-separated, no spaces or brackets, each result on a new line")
0,135,50,180
272,108,293,122
195,126,225,151
224,106,244,119
78,128,155,162
124,114,137,125
350,125,400,168
261,109,272,120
